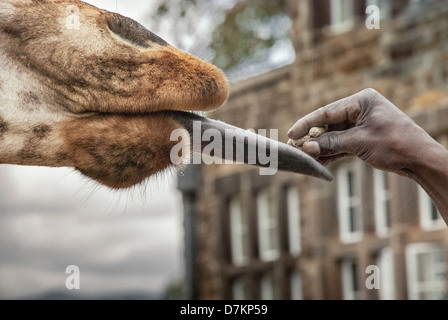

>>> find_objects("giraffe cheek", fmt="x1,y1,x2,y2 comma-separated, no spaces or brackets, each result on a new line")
62,114,190,189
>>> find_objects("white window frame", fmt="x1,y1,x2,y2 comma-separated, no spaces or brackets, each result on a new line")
341,259,362,300
286,186,301,256
406,243,447,300
418,186,445,231
232,277,249,300
373,170,391,237
230,197,249,266
290,272,303,300
330,0,355,34
257,190,279,261
377,247,395,300
337,163,363,243
260,273,275,300
366,0,391,20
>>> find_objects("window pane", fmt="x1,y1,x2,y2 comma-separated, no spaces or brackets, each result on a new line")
416,252,430,282
431,203,439,221
290,272,303,300
233,278,248,300
341,259,361,300
419,186,444,230
287,187,301,255
230,197,248,265
378,247,395,300
349,206,356,233
347,171,354,197
406,243,447,300
385,199,392,228
337,163,362,243
351,261,359,292
374,170,391,236
331,0,355,29
261,274,275,300
257,191,279,261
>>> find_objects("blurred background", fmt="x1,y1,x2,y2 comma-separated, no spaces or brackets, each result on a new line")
176,0,448,300
1,0,448,300
0,0,294,300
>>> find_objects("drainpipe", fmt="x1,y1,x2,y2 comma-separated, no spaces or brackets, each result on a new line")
177,163,200,300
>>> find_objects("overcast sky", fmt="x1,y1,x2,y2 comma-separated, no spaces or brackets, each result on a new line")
0,0,185,299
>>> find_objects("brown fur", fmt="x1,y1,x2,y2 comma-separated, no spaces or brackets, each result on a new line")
1,0,228,114
0,0,229,188
62,113,188,188
0,117,7,136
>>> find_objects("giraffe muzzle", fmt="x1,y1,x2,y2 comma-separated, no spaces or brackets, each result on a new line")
168,111,334,181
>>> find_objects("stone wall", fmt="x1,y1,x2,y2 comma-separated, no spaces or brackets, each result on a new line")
190,0,448,299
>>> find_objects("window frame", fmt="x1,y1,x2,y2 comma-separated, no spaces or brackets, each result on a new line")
260,273,275,300
337,163,363,243
330,0,356,34
406,243,447,300
229,196,249,266
257,190,280,262
286,186,301,256
377,247,396,300
418,186,445,231
366,0,392,20
373,169,391,237
290,271,303,300
232,277,249,300
341,259,362,300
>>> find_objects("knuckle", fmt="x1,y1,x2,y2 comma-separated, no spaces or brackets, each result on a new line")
319,133,337,154
359,88,381,109
360,88,378,96
318,105,332,121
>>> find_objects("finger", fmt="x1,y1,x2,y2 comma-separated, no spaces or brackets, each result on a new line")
287,138,294,147
301,129,361,158
287,93,362,140
317,153,352,166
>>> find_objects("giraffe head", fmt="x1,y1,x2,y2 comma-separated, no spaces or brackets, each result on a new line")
0,0,229,113
0,0,332,189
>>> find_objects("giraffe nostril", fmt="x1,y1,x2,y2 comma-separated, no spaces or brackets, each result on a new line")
107,12,169,48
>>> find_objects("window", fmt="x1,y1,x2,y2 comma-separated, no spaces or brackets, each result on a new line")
257,190,279,261
232,277,249,300
341,259,362,300
290,272,303,300
406,243,447,300
330,0,355,34
230,197,249,266
286,186,301,256
366,0,391,20
418,186,444,231
260,273,276,300
373,170,391,237
377,247,395,300
337,164,363,243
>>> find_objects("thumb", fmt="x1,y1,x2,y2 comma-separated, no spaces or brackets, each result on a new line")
302,129,361,157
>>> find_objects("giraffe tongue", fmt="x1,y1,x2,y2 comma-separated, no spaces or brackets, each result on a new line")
167,111,333,181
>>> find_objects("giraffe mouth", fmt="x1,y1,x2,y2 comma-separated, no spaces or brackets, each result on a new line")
164,110,334,181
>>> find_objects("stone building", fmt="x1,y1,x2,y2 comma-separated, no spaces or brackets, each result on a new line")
178,0,448,299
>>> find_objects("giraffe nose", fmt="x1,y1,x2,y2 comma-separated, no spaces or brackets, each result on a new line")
168,111,334,181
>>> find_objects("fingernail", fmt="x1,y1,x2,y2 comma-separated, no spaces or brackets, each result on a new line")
303,141,320,156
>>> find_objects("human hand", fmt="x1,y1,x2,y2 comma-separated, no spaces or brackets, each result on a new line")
287,88,436,178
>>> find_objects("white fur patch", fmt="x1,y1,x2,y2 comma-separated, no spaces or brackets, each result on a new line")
0,2,16,24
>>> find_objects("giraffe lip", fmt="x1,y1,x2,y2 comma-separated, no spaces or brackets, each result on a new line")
163,110,334,181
